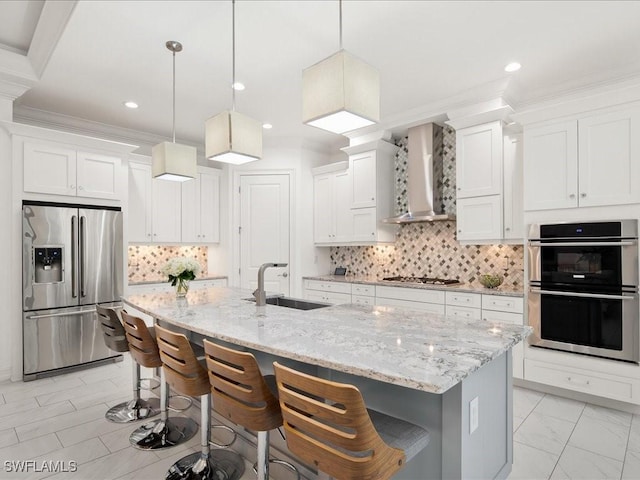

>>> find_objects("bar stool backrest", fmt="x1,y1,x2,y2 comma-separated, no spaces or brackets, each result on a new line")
154,325,210,397
203,340,282,432
273,362,405,480
120,311,162,369
96,305,129,353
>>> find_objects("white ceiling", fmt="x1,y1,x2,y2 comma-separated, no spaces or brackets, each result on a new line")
6,0,640,151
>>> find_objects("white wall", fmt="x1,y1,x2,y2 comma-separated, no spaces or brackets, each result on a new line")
0,99,15,381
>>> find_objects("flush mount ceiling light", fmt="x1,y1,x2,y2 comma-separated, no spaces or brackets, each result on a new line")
504,62,522,73
302,0,379,134
206,0,262,165
152,40,197,181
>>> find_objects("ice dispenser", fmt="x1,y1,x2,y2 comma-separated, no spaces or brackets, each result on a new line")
34,247,63,284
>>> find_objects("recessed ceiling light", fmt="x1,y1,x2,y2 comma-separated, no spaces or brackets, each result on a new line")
262,123,272,129
504,62,521,73
232,82,245,91
124,101,139,109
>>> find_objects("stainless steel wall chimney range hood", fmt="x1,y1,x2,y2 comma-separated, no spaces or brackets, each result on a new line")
382,123,455,224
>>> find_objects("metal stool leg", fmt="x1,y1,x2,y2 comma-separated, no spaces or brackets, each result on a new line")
252,430,300,480
129,368,198,450
105,360,160,423
166,393,246,480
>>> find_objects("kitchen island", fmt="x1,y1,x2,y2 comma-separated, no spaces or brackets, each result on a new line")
123,287,531,480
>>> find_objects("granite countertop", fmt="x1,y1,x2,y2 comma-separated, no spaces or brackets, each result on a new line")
304,275,524,297
123,287,530,394
129,275,227,286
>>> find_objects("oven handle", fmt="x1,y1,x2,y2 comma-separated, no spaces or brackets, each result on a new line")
528,241,636,247
529,288,637,301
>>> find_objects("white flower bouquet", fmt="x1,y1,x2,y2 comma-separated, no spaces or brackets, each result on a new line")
161,256,201,286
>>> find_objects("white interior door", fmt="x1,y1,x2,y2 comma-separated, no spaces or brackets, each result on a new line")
240,174,290,295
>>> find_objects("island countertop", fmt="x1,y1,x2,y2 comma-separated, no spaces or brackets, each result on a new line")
122,287,531,394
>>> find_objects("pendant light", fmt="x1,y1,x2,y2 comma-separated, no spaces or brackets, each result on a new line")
152,41,197,181
302,0,379,134
206,0,262,165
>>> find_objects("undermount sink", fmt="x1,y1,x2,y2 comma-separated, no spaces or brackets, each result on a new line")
245,296,330,310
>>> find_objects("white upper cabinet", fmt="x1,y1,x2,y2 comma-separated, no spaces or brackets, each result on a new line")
456,121,503,198
523,105,640,211
503,133,524,240
182,168,221,243
128,161,181,243
24,141,120,200
457,195,502,241
313,164,354,244
351,151,377,208
523,121,578,210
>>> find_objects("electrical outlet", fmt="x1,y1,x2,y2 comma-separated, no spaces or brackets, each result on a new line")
470,396,479,434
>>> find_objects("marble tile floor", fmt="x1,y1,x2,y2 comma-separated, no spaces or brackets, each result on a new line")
0,355,302,480
1,355,639,479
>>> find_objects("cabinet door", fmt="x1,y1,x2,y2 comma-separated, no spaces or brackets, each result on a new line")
128,163,152,242
198,171,220,243
76,152,120,200
523,121,578,210
181,176,199,243
152,178,182,242
23,142,76,196
351,207,377,242
334,170,353,242
578,107,640,207
503,133,524,240
456,122,503,198
351,151,377,209
456,195,502,242
313,174,334,243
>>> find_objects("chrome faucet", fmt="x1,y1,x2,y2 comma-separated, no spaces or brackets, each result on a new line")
253,263,288,306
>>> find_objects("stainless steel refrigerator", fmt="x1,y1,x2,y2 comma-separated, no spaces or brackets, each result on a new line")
22,202,124,380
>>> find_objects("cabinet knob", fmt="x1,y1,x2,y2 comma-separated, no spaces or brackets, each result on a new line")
70,184,75,189
458,229,462,233
569,193,576,199
580,193,587,198
505,227,511,231
78,186,84,191
371,197,375,201
458,187,461,191
371,232,375,236
202,234,205,238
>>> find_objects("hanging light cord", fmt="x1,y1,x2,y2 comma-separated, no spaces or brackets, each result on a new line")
339,0,343,50
172,46,176,143
232,0,236,112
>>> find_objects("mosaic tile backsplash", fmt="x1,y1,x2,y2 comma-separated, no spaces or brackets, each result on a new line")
330,223,524,288
128,246,208,283
334,127,524,289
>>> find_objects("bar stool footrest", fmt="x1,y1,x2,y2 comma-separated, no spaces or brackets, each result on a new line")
208,424,237,448
168,394,194,412
130,417,198,450
105,397,161,423
138,376,161,391
166,450,245,480
252,458,300,480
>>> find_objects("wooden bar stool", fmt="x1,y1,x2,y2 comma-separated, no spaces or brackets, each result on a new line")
203,340,299,480
273,362,431,480
122,312,198,450
156,326,245,480
95,305,160,423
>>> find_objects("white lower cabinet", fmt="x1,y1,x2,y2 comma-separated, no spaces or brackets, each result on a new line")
351,284,375,306
375,286,446,315
481,294,524,379
304,280,352,304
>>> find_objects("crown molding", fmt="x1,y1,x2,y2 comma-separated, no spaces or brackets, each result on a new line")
0,49,38,100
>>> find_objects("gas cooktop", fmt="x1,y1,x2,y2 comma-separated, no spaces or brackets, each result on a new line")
382,276,461,286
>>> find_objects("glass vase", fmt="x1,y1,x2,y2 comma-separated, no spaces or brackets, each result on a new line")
175,278,190,298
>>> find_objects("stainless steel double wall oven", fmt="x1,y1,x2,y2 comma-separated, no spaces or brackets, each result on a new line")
528,220,639,363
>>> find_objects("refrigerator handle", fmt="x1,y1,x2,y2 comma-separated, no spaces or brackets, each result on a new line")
71,215,78,298
80,215,86,298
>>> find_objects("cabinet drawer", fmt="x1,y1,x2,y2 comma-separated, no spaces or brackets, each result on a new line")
445,291,481,308
375,297,445,315
375,286,445,305
304,289,350,305
482,294,524,314
525,359,636,402
304,280,352,294
351,284,374,297
446,305,481,320
482,310,522,325
352,295,374,306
